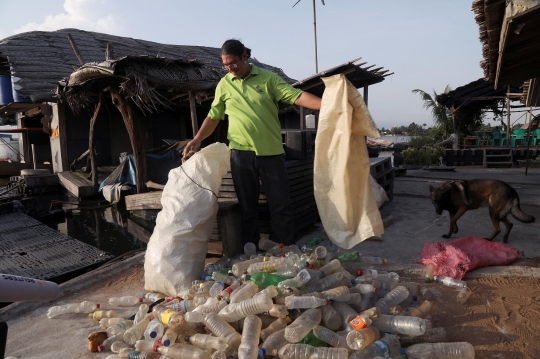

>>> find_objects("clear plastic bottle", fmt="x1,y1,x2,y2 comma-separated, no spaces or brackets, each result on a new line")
97,334,122,352
372,314,427,336
259,329,288,357
124,314,153,345
347,293,363,311
314,246,327,259
410,300,434,318
230,281,258,303
161,328,178,347
127,350,161,359
105,354,122,359
109,296,143,306
111,341,131,353
424,263,436,282
298,268,323,284
356,272,399,285
142,292,165,303
232,257,264,277
152,303,186,332
313,326,349,349
360,292,376,311
320,286,351,301
285,296,328,309
320,304,342,331
204,262,229,276
278,344,349,359
212,351,227,359
346,327,381,350
218,291,273,322
399,327,449,346
90,309,117,321
238,315,262,359
188,333,228,351
332,302,358,329
107,320,134,336
47,301,100,318
135,339,160,352
244,242,257,258
260,317,287,341
263,304,289,318
134,303,149,325
209,281,225,297
351,283,377,295
258,238,281,251
185,311,206,323
204,312,242,350
247,258,294,275
277,275,306,289
349,334,400,359
318,259,344,276
301,272,349,294
144,318,165,340
457,286,472,304
157,344,211,359
255,285,279,299
194,297,228,314
284,308,322,343
406,342,475,359
210,272,236,286
420,286,434,300
434,276,467,289
99,317,125,329
375,286,409,314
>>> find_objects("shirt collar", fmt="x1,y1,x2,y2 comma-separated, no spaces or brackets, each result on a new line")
229,63,259,81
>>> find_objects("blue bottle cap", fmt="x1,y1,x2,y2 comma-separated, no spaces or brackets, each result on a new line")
201,274,207,280
150,331,157,338
413,295,418,301
401,347,406,354
163,339,170,346
351,279,356,285
258,348,266,357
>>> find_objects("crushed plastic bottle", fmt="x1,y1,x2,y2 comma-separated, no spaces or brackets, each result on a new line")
124,314,153,345
134,303,150,325
406,342,475,359
142,292,165,303
152,303,186,332
261,317,288,341
218,291,273,321
320,304,342,331
187,333,228,351
209,281,225,297
349,334,401,359
230,281,258,303
278,344,349,359
232,257,264,277
284,296,328,309
90,309,117,321
204,312,241,350
47,301,99,318
284,308,322,343
457,286,472,304
375,285,409,314
161,328,178,347
320,286,351,301
144,318,165,340
312,326,349,349
99,317,125,329
259,329,288,357
372,314,427,336
410,300,434,318
157,343,212,359
107,320,134,336
346,327,381,350
244,242,257,258
434,276,467,289
109,295,143,306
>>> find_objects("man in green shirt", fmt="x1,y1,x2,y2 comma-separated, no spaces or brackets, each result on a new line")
183,39,321,247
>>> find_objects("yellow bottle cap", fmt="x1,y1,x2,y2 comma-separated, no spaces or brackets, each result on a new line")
88,313,93,318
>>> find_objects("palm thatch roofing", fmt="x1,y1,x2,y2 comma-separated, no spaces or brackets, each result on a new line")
472,0,540,89
436,78,522,109
0,28,295,106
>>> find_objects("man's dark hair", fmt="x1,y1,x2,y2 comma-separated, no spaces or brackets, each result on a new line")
221,39,251,58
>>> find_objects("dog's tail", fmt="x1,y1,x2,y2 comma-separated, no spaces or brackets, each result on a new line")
510,198,535,223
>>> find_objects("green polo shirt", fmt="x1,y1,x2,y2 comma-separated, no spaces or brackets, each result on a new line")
208,64,303,156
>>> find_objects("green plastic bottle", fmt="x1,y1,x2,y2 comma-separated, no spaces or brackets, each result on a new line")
300,331,329,347
249,272,289,288
336,251,360,263
217,268,230,275
305,237,323,248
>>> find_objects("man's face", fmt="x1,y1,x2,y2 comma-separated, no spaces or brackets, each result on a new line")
222,53,249,78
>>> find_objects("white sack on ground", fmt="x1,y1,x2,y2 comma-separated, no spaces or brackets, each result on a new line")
144,143,230,297
314,74,384,249
370,175,390,209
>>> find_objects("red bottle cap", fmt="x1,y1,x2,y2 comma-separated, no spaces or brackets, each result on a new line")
97,345,104,352
96,304,100,309
152,344,159,352
139,298,143,303
224,287,234,294
357,270,363,276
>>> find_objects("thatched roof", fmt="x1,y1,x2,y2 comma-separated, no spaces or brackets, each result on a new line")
0,28,296,103
436,78,522,109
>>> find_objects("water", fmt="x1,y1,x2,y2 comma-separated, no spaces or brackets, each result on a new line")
370,135,412,143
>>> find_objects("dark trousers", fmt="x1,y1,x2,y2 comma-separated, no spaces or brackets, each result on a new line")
231,150,295,246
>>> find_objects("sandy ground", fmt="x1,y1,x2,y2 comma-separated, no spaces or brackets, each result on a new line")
4,258,540,359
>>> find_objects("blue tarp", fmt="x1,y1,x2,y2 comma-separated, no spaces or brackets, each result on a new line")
99,143,186,191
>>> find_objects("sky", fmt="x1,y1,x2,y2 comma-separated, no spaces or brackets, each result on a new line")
0,0,499,130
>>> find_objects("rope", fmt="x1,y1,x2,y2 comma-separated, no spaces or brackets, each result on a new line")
180,165,218,200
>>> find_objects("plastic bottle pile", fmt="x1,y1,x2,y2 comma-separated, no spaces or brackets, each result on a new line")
46,237,476,359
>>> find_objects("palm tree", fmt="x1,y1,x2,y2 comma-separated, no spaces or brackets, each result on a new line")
412,86,452,138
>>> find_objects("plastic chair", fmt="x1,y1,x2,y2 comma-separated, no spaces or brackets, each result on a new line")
510,128,528,147
532,128,540,146
490,130,505,146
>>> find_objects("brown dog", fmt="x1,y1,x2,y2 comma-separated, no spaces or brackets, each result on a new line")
429,179,535,243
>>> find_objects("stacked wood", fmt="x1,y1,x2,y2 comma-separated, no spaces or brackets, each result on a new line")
125,191,162,211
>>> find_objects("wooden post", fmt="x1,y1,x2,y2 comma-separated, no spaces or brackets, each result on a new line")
299,106,305,130
506,85,511,147
89,92,103,194
189,91,199,138
110,86,147,194
66,33,85,66
105,43,114,61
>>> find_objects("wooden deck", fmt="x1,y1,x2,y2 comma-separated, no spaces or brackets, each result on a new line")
57,166,116,198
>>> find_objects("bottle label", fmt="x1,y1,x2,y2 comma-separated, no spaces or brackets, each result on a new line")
372,340,390,357
161,309,176,325
117,322,126,330
349,315,367,330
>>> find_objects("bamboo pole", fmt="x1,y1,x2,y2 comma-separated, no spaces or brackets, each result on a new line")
189,91,199,137
89,92,103,194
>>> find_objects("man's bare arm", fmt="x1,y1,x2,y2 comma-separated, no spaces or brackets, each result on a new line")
294,92,322,111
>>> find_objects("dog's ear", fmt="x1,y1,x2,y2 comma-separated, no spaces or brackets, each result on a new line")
453,181,470,205
429,185,435,193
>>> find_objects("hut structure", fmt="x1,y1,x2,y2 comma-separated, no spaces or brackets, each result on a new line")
1,28,392,197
